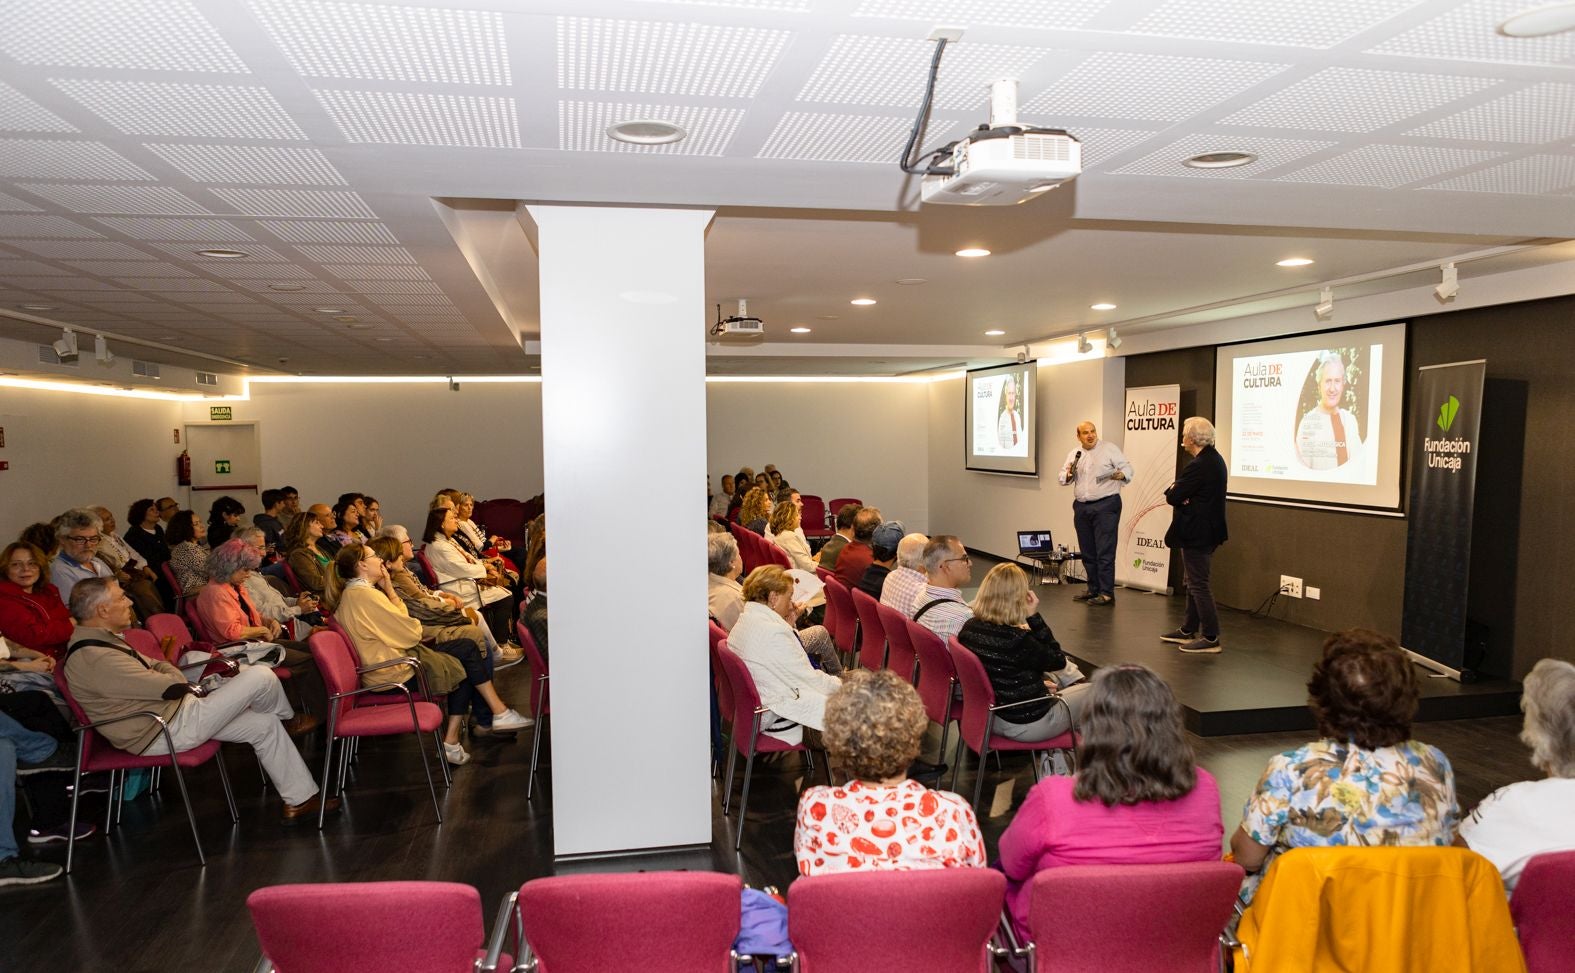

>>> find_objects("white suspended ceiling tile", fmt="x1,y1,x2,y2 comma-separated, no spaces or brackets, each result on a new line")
91,217,255,242
1023,52,1289,121
0,191,42,212
756,112,958,163
324,264,432,281
372,295,459,308
852,0,1111,30
142,144,347,186
1112,133,1336,178
0,213,103,238
211,188,376,219
17,184,213,216
1040,125,1158,168
1369,0,1575,66
558,16,788,100
1129,0,1424,48
256,220,400,245
559,100,743,155
1,239,151,259
1219,68,1502,134
1273,143,1504,189
294,244,416,264
1423,153,1575,194
6,276,120,290
249,0,508,85
111,277,235,293
62,260,195,278
351,281,445,295
314,89,519,147
630,0,812,8
0,258,67,275
51,80,307,140
232,278,341,293
1406,83,1575,143
197,262,321,281
148,245,292,264
799,35,1046,110
0,139,152,180
0,82,77,134
0,0,247,72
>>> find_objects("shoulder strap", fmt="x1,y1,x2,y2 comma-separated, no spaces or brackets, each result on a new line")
913,597,962,622
66,637,153,669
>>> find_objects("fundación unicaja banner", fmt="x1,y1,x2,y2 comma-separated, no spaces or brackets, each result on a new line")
1401,359,1486,673
1116,384,1180,594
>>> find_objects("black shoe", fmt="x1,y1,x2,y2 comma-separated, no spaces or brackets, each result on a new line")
17,747,73,776
1178,637,1222,654
1159,628,1195,644
1088,594,1114,606
0,857,63,886
1072,591,1097,602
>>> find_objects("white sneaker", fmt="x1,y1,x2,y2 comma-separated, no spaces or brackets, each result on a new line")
442,742,471,766
491,708,535,731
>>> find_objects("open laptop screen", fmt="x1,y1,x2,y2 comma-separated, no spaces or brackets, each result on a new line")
1017,530,1054,556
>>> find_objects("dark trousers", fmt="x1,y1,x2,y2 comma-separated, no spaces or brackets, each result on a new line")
433,637,493,724
1073,495,1122,597
1181,546,1220,640
0,691,72,828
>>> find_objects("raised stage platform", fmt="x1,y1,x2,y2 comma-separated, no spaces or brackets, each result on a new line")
1026,577,1522,736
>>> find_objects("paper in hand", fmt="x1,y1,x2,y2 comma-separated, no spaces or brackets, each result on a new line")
787,568,824,604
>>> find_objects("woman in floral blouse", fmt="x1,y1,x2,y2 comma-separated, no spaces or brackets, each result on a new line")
1231,629,1458,902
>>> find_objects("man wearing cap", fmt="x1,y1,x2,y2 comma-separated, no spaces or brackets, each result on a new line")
832,507,882,590
855,521,905,600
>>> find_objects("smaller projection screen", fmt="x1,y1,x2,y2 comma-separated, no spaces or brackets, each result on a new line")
966,361,1037,476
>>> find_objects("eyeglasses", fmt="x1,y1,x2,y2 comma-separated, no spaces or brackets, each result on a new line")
64,534,102,546
158,504,178,512
944,555,972,565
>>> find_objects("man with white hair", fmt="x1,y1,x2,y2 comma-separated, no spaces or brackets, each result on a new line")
880,532,930,614
1162,417,1228,654
707,533,745,632
1295,354,1364,471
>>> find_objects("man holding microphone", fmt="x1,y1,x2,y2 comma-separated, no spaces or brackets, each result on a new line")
1058,421,1133,606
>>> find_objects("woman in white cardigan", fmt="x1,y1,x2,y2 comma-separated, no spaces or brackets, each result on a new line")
765,500,816,574
728,565,845,747
420,506,515,648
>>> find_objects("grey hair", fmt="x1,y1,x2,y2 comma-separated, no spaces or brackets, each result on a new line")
376,523,410,543
923,535,962,575
236,526,266,545
707,533,739,576
1183,416,1217,448
206,538,261,581
68,576,118,621
55,507,103,540
897,533,930,570
1521,657,1575,778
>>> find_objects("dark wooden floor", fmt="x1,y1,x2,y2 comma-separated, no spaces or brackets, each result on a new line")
1,638,1539,973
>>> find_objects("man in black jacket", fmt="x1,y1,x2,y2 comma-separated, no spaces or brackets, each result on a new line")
1162,417,1228,654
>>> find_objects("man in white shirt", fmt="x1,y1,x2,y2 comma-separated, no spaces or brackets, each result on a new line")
1295,355,1365,472
1058,422,1134,606
880,532,930,615
913,535,974,642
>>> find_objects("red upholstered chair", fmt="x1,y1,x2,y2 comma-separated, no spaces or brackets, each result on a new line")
799,494,832,540
53,657,238,873
278,559,307,594
947,637,1078,810
249,881,510,973
763,539,792,570
1511,849,1575,973
849,587,886,672
496,871,742,973
160,561,186,613
715,640,819,849
473,497,527,554
820,576,859,665
1016,862,1246,973
826,498,862,520
515,621,551,801
878,603,919,685
785,869,1007,972
707,621,734,775
308,630,444,828
728,522,764,574
907,619,960,767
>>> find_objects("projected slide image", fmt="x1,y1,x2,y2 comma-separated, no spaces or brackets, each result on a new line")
1293,349,1369,472
975,369,1030,458
1232,345,1380,487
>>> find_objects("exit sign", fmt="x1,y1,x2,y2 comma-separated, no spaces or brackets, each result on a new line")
215,459,232,474
210,406,232,421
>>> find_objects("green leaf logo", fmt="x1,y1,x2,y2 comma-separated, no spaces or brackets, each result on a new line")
1132,557,1142,569
1437,395,1460,433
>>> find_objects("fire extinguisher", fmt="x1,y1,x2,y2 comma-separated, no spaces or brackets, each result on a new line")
177,449,192,486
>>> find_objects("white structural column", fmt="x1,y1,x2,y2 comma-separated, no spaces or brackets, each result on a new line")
525,205,715,856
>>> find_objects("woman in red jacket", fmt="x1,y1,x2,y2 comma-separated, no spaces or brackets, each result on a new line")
0,541,75,660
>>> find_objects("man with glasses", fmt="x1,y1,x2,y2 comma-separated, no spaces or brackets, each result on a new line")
156,497,180,524
49,509,112,602
913,535,975,642
307,503,342,556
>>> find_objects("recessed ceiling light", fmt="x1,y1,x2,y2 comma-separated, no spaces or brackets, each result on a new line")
18,303,56,311
412,354,429,360
196,248,249,259
1182,151,1258,169
157,334,179,340
268,283,306,292
984,329,1006,336
374,336,395,342
1499,2,1575,36
1276,257,1315,267
345,322,371,329
850,298,877,306
606,119,687,145
815,314,840,320
790,326,812,334
896,277,927,285
313,307,344,314
1090,303,1117,311
955,248,991,258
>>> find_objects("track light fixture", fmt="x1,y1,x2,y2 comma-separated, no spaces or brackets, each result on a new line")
1076,332,1092,355
52,328,78,359
1314,287,1334,321
1106,326,1122,350
1435,262,1459,302
94,333,114,365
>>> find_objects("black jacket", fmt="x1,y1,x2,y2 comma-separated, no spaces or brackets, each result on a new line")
1164,444,1228,549
956,615,1065,725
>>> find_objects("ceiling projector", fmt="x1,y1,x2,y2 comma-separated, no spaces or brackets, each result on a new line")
710,299,764,337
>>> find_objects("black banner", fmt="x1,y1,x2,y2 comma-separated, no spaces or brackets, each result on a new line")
1401,359,1486,672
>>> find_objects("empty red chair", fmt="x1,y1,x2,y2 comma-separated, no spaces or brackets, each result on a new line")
786,869,1007,972
826,498,862,520
1511,849,1575,973
160,561,186,612
715,640,819,849
907,620,960,767
762,539,792,570
249,881,509,972
948,637,1078,809
1017,862,1245,972
515,621,551,801
799,494,831,540
820,576,858,665
849,587,886,671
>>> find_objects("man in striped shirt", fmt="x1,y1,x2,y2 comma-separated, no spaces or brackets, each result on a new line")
912,535,974,642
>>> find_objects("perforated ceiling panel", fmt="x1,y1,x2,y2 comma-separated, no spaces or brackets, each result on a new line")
256,220,400,244
293,244,416,264
799,35,1045,110
51,80,308,139
211,188,376,219
559,16,788,99
325,264,432,281
197,262,320,280
1129,0,1424,48
852,0,1111,30
1113,133,1336,178
63,260,193,278
0,214,102,237
18,184,212,216
315,89,519,147
251,0,509,85
1406,83,1575,143
143,144,347,186
1,239,151,259
0,190,41,212
756,112,957,163
1275,143,1503,189
0,0,247,73
0,81,77,133
91,217,255,242
0,139,152,180
559,100,743,155
1022,52,1288,121
1422,153,1575,194
1055,126,1163,168
1220,67,1501,133
1370,0,1575,65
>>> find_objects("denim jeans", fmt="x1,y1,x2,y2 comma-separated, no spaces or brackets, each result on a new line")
0,711,61,860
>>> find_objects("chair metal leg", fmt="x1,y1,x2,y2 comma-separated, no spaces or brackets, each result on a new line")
412,720,443,825
103,769,117,835
971,742,992,810
317,712,337,830
215,751,238,822
166,756,207,867
950,734,966,792
734,744,758,851
337,738,351,795
722,742,739,815
526,714,547,801
66,734,86,874
432,729,452,788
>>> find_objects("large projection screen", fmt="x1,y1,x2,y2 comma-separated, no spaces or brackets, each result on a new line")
966,361,1037,476
1214,322,1407,512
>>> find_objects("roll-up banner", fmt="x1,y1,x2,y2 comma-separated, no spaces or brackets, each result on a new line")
1117,384,1179,594
1401,359,1486,675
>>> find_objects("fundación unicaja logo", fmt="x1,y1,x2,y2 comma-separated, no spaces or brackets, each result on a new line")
1436,395,1460,434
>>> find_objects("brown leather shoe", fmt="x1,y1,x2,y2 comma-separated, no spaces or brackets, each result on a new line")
281,793,341,824
282,713,320,737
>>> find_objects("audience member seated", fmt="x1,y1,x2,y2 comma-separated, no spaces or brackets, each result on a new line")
362,496,383,536
815,504,861,570
880,532,930,614
1231,629,1458,903
521,514,545,595
253,489,288,551
0,633,60,700
195,540,325,715
90,506,164,619
123,498,171,572
521,553,548,662
766,499,816,573
18,523,57,562
235,528,322,635
1459,657,1575,891
165,509,210,597
326,500,362,549
832,507,882,590
913,535,974,641
370,530,515,668
730,566,845,750
956,563,1089,745
327,543,531,767
156,497,179,526
305,503,342,557
727,469,751,522
206,496,245,548
453,492,519,592
0,704,80,886
708,534,746,631
854,521,905,600
49,508,114,602
794,669,986,875
709,475,733,519
279,487,301,519
63,578,335,823
0,542,74,660
422,507,514,648
997,663,1224,940
740,487,773,537
336,493,373,541
283,511,332,597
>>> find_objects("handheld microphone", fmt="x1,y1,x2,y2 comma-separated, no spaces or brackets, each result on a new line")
1069,449,1081,475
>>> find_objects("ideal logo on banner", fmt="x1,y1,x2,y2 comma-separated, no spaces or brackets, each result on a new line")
1424,393,1471,472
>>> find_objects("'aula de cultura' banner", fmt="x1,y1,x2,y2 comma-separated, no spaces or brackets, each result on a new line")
1116,384,1179,594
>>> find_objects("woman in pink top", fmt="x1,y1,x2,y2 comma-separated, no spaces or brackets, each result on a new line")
997,664,1223,939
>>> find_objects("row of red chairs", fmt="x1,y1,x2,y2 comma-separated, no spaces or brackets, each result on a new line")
728,521,791,575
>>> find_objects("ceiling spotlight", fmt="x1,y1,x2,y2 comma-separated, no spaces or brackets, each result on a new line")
53,328,79,359
1076,332,1092,355
955,248,991,258
790,326,812,334
850,298,877,306
1106,327,1122,350
1276,257,1315,267
19,303,56,311
268,283,306,292
1314,286,1335,321
196,248,249,259
605,119,687,145
1435,262,1459,302
1183,151,1258,169
985,329,1006,337
895,277,927,285
1498,2,1575,36
1090,302,1117,311
94,333,114,365
314,307,344,314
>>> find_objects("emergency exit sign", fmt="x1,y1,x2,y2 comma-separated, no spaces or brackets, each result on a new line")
210,406,232,421
215,459,232,474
